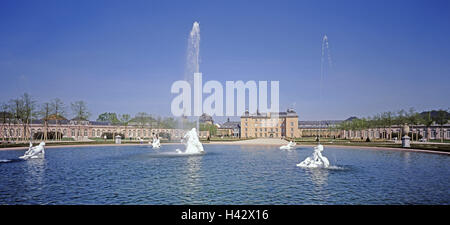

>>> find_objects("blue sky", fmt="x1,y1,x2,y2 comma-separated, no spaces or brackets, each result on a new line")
1,0,449,121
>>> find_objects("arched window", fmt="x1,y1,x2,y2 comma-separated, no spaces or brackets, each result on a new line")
92,129,96,137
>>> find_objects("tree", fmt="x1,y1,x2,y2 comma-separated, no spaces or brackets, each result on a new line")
421,111,434,141
97,112,120,125
0,102,13,142
200,123,217,137
407,108,420,141
119,114,131,138
71,101,91,140
39,102,51,142
50,98,66,141
434,109,448,143
134,112,152,128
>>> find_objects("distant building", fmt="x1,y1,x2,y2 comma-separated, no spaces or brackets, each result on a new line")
199,113,213,124
217,118,240,138
240,108,300,138
298,120,342,138
0,118,199,141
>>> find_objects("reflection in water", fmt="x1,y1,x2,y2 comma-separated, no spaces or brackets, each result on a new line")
401,152,411,169
178,156,203,201
24,158,46,187
305,168,329,202
307,168,329,187
1,145,449,205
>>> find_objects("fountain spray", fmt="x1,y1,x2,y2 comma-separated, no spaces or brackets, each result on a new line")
186,21,201,132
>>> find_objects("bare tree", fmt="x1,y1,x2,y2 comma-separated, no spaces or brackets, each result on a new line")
0,102,12,142
50,98,66,141
40,102,51,142
119,114,131,139
21,93,36,142
71,101,91,141
9,98,24,142
435,109,448,143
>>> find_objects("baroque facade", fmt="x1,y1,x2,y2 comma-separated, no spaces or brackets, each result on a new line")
240,109,301,138
0,119,210,141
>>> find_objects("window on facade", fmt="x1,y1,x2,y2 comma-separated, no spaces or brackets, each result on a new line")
71,129,75,136
84,129,88,136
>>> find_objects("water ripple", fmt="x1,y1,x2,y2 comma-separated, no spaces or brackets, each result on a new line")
0,145,449,204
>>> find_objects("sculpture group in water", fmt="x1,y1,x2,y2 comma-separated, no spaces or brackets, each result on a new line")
20,142,46,160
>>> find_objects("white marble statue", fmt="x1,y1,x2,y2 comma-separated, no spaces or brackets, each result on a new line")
179,128,204,154
297,144,330,168
20,142,45,160
151,136,161,149
280,141,296,150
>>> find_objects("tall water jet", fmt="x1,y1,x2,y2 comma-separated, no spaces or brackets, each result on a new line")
318,34,332,142
297,35,333,168
186,22,201,132
186,21,200,80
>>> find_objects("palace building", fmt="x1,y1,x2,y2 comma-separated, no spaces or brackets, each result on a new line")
0,118,210,142
240,108,301,138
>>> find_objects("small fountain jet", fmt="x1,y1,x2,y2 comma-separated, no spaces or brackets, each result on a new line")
280,141,296,150
151,136,161,149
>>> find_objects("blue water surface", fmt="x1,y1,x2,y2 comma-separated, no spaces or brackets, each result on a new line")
0,144,448,204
